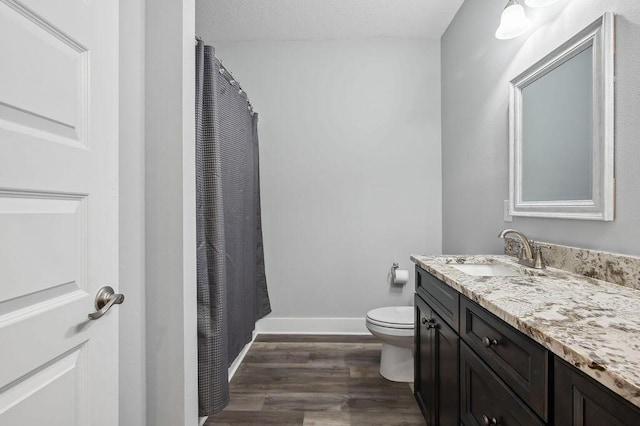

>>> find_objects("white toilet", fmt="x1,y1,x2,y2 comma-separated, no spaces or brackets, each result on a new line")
365,306,415,382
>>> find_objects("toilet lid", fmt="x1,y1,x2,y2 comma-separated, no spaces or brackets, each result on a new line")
366,306,414,329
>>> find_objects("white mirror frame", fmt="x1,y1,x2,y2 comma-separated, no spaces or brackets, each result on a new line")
509,13,615,221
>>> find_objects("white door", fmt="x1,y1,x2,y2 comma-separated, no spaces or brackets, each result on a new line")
0,0,119,425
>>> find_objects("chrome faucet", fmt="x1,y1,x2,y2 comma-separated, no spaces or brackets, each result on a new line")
498,229,546,269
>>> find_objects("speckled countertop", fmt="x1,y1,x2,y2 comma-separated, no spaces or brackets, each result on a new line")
411,254,640,408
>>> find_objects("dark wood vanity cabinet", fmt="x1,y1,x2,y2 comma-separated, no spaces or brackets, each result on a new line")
415,265,640,426
554,357,640,425
415,294,459,425
416,265,548,425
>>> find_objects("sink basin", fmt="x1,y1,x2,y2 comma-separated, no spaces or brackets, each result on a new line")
450,263,522,277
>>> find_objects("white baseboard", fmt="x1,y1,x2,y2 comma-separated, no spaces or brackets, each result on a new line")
255,317,369,334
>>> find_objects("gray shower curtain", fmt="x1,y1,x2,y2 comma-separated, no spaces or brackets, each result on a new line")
196,40,271,416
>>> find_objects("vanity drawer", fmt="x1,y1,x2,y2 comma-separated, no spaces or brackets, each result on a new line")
460,296,548,421
460,342,544,426
416,267,459,331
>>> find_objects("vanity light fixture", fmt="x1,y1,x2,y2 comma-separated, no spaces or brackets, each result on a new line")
495,0,531,40
524,0,560,7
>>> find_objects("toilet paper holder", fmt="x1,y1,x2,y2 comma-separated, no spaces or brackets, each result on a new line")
391,262,409,285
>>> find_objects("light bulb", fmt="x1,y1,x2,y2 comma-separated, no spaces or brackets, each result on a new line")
525,0,560,7
495,0,532,40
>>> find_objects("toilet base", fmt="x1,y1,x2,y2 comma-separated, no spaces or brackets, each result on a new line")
379,342,414,382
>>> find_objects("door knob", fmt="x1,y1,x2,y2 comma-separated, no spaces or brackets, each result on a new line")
88,286,124,320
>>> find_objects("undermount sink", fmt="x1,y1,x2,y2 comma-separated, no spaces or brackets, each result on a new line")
450,263,522,277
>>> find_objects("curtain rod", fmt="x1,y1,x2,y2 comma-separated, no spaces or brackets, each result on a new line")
195,35,256,116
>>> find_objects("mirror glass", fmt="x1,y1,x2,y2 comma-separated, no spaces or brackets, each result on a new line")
521,46,593,202
509,13,614,221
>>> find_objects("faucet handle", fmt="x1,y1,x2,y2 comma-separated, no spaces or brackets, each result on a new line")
532,242,551,250
530,240,550,249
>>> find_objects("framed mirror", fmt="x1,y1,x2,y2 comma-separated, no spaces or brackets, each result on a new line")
509,13,615,221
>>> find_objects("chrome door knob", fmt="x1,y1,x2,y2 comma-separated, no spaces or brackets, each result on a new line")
88,286,124,320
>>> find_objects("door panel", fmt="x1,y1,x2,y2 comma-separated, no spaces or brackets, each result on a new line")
0,0,118,424
0,3,87,145
0,346,87,424
0,193,85,301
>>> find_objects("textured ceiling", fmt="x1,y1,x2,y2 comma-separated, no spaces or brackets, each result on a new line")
196,0,465,42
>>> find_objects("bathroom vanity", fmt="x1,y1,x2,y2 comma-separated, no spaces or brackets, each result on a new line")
412,254,640,425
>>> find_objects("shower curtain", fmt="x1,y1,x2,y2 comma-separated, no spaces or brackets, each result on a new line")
195,39,272,416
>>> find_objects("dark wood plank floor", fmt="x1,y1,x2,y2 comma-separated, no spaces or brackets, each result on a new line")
205,334,425,426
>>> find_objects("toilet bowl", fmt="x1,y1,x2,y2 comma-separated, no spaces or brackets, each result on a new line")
365,306,414,382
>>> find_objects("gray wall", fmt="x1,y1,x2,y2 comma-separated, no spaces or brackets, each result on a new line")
442,0,640,256
209,40,443,318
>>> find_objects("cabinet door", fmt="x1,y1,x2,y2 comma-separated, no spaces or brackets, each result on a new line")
415,295,434,422
415,295,459,426
554,357,640,426
460,342,544,426
434,304,460,425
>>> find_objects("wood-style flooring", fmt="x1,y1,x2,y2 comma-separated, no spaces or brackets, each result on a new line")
205,334,425,426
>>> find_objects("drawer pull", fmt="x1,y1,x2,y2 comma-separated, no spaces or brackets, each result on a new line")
482,415,498,425
482,336,498,348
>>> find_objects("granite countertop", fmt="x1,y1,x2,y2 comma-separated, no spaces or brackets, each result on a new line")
411,254,640,408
